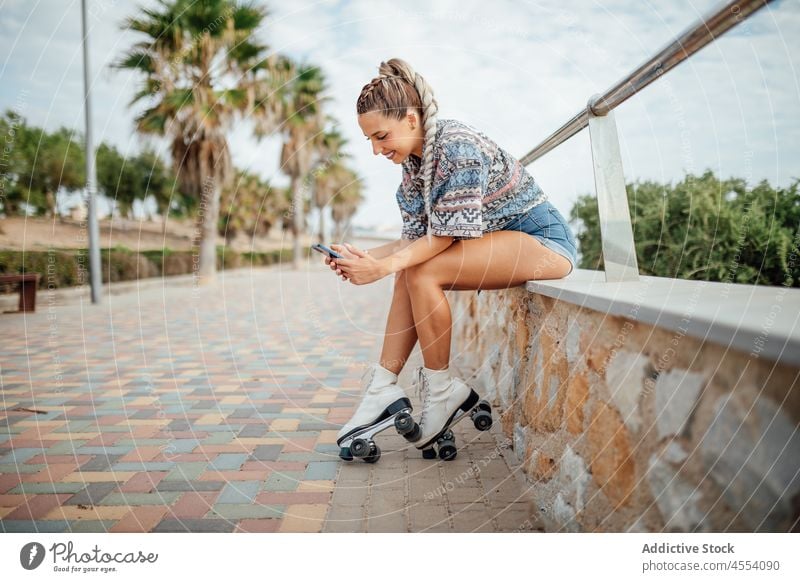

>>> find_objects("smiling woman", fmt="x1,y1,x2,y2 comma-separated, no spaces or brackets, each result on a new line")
327,57,578,464
359,111,422,164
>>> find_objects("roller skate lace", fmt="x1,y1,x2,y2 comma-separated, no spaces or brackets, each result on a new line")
412,366,431,428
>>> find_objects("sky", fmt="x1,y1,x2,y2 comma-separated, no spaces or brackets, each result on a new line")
0,0,798,234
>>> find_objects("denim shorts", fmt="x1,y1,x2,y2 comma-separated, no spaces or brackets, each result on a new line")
499,199,579,276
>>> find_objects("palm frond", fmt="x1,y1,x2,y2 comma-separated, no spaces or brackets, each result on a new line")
114,50,154,73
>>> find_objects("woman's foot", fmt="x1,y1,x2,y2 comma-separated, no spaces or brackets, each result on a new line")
411,366,473,450
336,363,409,446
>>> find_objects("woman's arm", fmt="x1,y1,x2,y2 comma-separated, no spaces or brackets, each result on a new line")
382,235,453,274
333,235,453,284
364,238,410,260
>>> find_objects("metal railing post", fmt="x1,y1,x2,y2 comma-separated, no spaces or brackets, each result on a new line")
587,96,640,282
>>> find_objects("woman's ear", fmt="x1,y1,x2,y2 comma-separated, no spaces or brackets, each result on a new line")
406,109,417,131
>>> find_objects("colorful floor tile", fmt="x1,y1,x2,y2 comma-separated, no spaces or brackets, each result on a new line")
1,261,538,532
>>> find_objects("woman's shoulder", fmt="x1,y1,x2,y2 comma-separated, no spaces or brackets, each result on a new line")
435,118,485,142
434,118,496,161
400,119,480,175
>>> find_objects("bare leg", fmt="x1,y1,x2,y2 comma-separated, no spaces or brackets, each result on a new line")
405,275,453,371
379,270,418,375
405,231,571,370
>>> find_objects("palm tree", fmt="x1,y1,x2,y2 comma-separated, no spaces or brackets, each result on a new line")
330,168,364,242
312,126,347,244
116,0,285,280
219,169,286,243
276,64,327,269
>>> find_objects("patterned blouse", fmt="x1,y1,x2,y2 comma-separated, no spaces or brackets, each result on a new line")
396,118,548,241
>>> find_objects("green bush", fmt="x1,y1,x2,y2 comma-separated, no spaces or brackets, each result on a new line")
139,248,192,277
571,171,800,287
101,249,160,283
216,245,241,270
0,249,83,291
0,246,295,292
241,249,289,266
163,252,194,277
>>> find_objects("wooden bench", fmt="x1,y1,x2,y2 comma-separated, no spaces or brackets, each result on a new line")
0,273,41,312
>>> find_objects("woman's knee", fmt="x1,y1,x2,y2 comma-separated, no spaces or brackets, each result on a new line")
393,269,410,294
402,262,438,290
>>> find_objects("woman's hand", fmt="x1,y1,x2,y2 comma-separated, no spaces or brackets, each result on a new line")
326,243,358,281
335,243,390,285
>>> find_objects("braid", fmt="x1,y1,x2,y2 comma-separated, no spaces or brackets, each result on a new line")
357,58,439,243
412,71,438,243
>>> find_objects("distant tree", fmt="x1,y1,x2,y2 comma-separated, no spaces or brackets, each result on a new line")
330,168,364,242
571,170,800,287
311,126,347,244
35,128,85,218
116,0,287,280
96,144,185,223
219,170,287,243
276,64,328,268
135,147,191,223
0,112,84,217
0,110,28,215
96,143,139,218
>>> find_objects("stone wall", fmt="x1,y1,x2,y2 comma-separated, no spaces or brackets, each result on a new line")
447,287,800,532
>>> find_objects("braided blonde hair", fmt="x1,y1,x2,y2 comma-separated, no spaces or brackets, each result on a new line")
356,58,439,242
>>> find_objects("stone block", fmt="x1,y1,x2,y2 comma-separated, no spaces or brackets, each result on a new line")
529,450,556,482
587,343,612,374
564,372,589,434
513,422,527,463
500,408,516,441
647,455,706,532
701,392,800,531
588,401,636,507
565,315,582,365
557,445,590,513
661,441,688,464
655,368,706,439
606,350,649,432
552,493,579,532
514,307,530,357
497,345,515,409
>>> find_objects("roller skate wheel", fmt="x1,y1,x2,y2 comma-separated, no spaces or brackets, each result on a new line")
350,438,371,458
394,412,415,435
364,444,381,464
404,424,421,442
473,410,492,431
439,443,457,461
422,448,437,460
339,446,353,461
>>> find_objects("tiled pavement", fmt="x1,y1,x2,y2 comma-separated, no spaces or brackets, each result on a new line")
0,257,539,533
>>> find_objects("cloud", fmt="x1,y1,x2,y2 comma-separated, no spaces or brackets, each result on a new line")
0,0,797,232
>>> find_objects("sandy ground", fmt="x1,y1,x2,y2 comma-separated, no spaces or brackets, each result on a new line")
0,216,392,254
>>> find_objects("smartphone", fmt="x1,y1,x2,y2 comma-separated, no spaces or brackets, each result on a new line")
312,243,344,259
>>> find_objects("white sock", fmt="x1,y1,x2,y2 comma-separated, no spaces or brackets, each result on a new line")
423,365,450,389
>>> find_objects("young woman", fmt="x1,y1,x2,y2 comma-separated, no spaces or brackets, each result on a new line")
326,58,578,457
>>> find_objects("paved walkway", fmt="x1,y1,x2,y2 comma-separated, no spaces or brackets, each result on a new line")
0,259,538,532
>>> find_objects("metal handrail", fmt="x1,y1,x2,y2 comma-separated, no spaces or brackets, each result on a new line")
519,0,775,166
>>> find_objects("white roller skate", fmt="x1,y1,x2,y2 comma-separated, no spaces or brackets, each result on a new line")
337,363,421,463
411,366,493,461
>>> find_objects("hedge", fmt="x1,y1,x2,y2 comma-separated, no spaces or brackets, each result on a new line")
0,245,306,292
